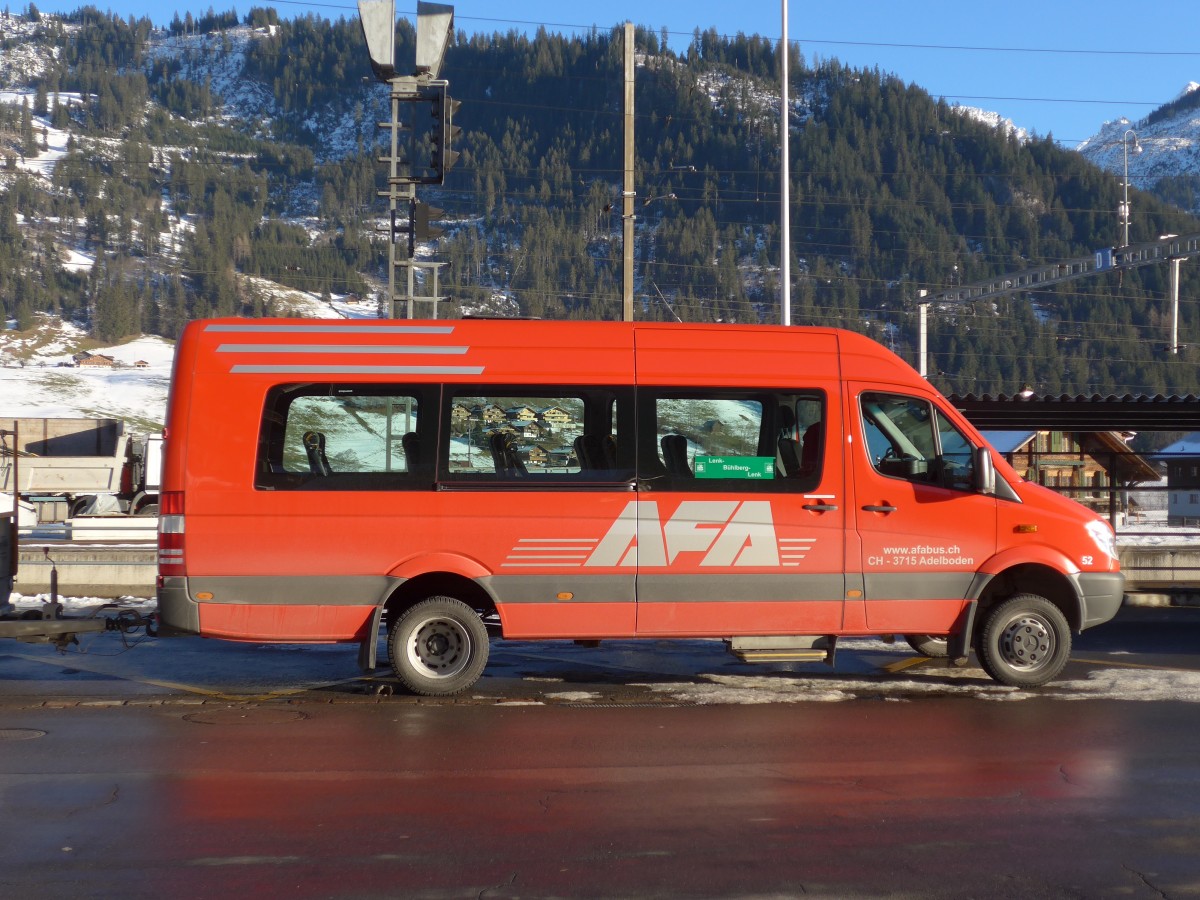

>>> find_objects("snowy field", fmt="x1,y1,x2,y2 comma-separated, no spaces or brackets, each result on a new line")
1,321,175,427
0,291,376,427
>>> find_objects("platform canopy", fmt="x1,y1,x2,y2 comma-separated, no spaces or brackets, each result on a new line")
950,394,1200,432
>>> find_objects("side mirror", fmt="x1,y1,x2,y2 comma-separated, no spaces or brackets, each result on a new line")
974,447,995,495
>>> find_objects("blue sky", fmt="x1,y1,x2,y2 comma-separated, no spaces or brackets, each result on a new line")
21,0,1200,146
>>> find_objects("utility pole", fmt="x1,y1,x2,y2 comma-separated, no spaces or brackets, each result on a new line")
1121,129,1141,249
917,295,929,378
622,22,635,322
780,1,790,326
1169,255,1182,354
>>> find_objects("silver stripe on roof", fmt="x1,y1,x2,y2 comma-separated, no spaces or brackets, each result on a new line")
229,365,485,375
217,344,468,355
204,323,454,334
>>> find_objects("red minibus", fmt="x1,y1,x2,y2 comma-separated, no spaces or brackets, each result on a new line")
157,319,1123,695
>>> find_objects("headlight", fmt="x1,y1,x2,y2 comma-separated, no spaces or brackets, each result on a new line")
1086,519,1117,561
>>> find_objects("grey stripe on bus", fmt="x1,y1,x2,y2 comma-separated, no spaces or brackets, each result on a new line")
860,571,979,601
479,574,634,604
184,575,398,606
634,573,847,603
176,572,990,608
229,365,486,375
217,344,469,355
204,324,454,334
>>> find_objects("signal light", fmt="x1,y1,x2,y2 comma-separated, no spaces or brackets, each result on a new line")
427,82,461,183
413,202,445,240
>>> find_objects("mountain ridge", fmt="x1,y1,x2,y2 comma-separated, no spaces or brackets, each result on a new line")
3,8,1200,399
1077,82,1200,217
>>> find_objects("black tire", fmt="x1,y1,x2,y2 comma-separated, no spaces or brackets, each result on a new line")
387,596,489,696
977,594,1071,687
903,634,950,658
135,504,159,517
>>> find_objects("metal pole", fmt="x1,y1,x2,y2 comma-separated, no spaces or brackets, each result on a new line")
780,1,791,326
622,22,635,322
387,88,400,317
6,422,17,584
1170,256,1182,354
1122,128,1137,249
1122,139,1129,249
919,303,929,378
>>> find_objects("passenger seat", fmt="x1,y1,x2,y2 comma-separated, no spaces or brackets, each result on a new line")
661,434,692,477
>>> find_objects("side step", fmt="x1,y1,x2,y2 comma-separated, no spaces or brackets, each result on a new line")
728,635,837,666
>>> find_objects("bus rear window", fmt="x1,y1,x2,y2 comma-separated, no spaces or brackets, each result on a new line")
255,384,431,490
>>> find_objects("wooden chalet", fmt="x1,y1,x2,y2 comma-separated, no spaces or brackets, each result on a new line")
981,429,1159,517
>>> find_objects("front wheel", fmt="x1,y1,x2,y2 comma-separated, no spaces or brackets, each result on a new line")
977,594,1071,688
388,596,489,697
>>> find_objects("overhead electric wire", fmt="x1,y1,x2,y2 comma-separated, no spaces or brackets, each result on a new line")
10,7,1200,376
26,15,1191,134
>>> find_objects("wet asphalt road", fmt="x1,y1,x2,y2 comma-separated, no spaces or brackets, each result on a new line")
1,607,1199,899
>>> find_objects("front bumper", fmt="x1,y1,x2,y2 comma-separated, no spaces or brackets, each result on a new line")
1075,571,1126,629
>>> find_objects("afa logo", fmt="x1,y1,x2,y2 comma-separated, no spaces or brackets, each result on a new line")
503,501,815,569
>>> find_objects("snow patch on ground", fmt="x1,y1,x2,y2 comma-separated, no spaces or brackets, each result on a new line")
0,317,173,425
635,666,1200,705
7,593,155,614
0,89,83,181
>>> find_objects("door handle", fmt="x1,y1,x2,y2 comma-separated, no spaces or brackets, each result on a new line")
803,503,838,512
862,504,897,514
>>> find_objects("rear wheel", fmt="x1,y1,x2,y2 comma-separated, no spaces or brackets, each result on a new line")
387,596,489,696
977,594,1071,687
903,634,949,658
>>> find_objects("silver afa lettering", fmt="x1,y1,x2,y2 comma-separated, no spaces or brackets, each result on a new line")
585,500,779,568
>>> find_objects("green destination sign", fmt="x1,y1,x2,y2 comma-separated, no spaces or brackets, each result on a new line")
693,455,775,480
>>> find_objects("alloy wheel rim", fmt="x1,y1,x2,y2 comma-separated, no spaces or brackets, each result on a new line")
998,613,1054,671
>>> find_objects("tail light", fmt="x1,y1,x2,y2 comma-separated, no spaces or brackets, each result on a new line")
158,490,185,576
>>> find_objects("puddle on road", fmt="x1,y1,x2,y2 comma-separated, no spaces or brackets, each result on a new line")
0,727,47,740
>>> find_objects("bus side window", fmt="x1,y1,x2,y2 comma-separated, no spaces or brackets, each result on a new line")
778,399,825,480
441,387,633,484
934,409,976,491
859,392,975,491
255,384,429,491
640,390,825,492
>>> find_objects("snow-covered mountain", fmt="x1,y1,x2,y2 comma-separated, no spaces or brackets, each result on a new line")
0,283,374,427
5,8,1200,404
1077,82,1200,211
950,105,1028,143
